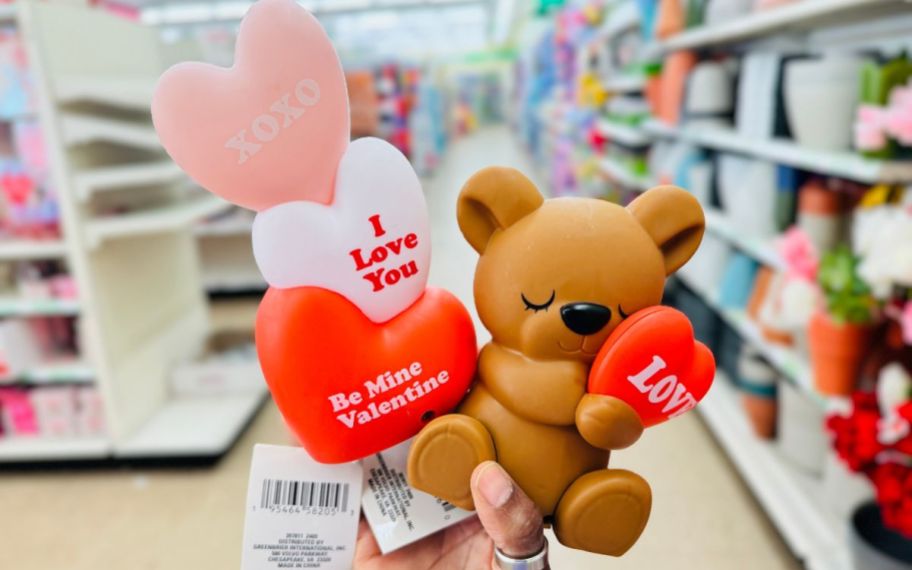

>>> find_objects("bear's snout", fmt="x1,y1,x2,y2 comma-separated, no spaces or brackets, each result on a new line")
560,303,612,336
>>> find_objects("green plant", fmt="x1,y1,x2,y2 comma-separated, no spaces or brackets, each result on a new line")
818,245,878,324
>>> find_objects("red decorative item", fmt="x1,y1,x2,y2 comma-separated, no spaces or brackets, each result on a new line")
255,286,477,463
827,391,912,538
588,306,715,428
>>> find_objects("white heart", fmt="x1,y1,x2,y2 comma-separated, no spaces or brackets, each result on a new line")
252,137,430,323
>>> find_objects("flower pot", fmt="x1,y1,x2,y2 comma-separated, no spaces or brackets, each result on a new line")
655,0,685,40
784,55,869,151
822,452,874,521
658,51,697,125
777,380,827,475
685,61,734,119
677,232,731,295
738,346,778,440
797,179,844,254
736,52,784,139
719,253,759,310
808,312,875,396
850,502,912,570
718,154,779,239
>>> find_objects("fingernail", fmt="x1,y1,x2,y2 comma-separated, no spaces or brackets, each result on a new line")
475,462,513,508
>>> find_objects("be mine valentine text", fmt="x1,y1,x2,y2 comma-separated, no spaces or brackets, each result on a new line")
348,214,419,293
328,361,450,429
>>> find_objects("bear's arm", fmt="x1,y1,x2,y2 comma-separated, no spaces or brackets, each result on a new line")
575,394,644,450
477,343,589,426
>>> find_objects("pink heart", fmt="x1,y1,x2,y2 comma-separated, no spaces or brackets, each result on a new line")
252,138,430,323
151,0,349,211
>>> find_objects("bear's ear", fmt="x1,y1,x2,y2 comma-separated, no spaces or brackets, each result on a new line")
457,167,544,254
628,185,705,275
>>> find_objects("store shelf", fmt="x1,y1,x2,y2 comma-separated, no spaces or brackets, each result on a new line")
676,272,820,406
0,238,66,260
0,296,80,317
704,208,785,271
73,160,184,201
698,376,850,570
596,119,651,147
0,3,17,23
602,74,645,93
642,119,912,184
658,0,905,52
54,75,156,112
0,436,111,462
85,194,232,249
115,388,267,458
61,113,160,150
203,270,266,293
195,215,253,238
20,360,94,384
599,158,654,191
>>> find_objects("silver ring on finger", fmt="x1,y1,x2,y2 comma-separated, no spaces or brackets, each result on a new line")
494,537,548,570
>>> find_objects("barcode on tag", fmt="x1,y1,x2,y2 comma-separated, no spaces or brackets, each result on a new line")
260,479,350,511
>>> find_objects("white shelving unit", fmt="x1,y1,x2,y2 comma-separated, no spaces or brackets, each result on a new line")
656,0,909,52
599,158,653,191
703,208,785,271
591,2,912,567
676,271,820,405
596,119,652,147
602,74,645,93
0,1,267,464
73,160,183,202
60,113,161,151
642,119,912,184
0,238,67,260
0,296,80,317
85,194,231,249
194,207,264,293
0,435,111,461
699,377,849,570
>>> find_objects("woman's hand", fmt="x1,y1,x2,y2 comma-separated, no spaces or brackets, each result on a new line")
354,461,546,569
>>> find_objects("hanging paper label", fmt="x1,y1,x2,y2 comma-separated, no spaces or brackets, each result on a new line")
361,439,475,554
241,444,363,570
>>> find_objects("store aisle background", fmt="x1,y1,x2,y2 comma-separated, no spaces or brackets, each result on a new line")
0,127,798,570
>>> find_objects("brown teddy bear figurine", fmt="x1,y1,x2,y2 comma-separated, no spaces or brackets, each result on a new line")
407,167,705,556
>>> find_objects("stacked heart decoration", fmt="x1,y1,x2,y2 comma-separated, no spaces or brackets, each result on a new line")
152,0,477,464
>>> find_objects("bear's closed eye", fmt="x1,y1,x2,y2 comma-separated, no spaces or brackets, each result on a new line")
618,305,630,319
521,290,555,312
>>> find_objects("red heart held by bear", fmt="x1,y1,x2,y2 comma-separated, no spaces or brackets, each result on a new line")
256,286,477,463
588,306,715,428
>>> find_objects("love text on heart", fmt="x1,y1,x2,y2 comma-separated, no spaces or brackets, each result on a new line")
224,78,321,165
627,355,698,418
328,361,448,428
349,214,420,293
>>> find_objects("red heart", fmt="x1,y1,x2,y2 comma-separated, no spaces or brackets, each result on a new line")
256,286,477,463
588,306,715,428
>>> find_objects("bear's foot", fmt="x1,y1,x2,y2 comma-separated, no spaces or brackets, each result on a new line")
407,414,495,511
553,469,652,556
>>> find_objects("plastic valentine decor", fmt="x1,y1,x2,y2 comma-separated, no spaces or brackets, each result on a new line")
152,0,349,210
252,137,430,323
407,169,714,557
151,0,477,464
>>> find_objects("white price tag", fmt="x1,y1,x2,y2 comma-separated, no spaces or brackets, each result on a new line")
361,439,475,554
241,444,363,570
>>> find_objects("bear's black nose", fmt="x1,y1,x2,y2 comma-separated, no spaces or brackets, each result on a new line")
560,303,612,336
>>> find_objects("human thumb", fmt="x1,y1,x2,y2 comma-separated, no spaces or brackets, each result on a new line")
470,461,545,561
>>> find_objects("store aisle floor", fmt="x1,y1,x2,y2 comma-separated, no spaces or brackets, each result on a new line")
0,127,800,570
